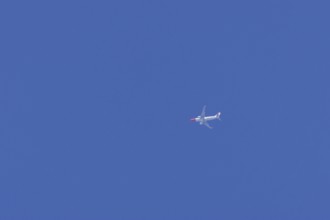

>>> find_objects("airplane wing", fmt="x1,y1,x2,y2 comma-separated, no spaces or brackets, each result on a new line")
203,121,212,129
200,105,206,118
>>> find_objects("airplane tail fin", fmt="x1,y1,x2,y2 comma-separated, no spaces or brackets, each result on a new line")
216,112,221,120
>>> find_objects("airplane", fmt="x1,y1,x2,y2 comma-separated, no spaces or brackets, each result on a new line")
190,105,221,129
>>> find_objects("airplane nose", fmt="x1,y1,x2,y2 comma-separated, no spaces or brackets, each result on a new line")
190,118,196,122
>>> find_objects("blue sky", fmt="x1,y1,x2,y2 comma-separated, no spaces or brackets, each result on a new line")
1,0,330,219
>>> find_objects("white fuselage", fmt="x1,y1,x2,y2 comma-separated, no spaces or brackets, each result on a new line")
194,115,218,123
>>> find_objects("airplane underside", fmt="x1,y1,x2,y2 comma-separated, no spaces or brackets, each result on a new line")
191,106,221,129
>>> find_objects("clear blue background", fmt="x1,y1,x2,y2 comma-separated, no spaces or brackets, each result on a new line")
1,0,330,219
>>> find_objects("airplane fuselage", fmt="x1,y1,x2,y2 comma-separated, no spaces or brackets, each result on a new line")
191,112,221,123
194,115,218,123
